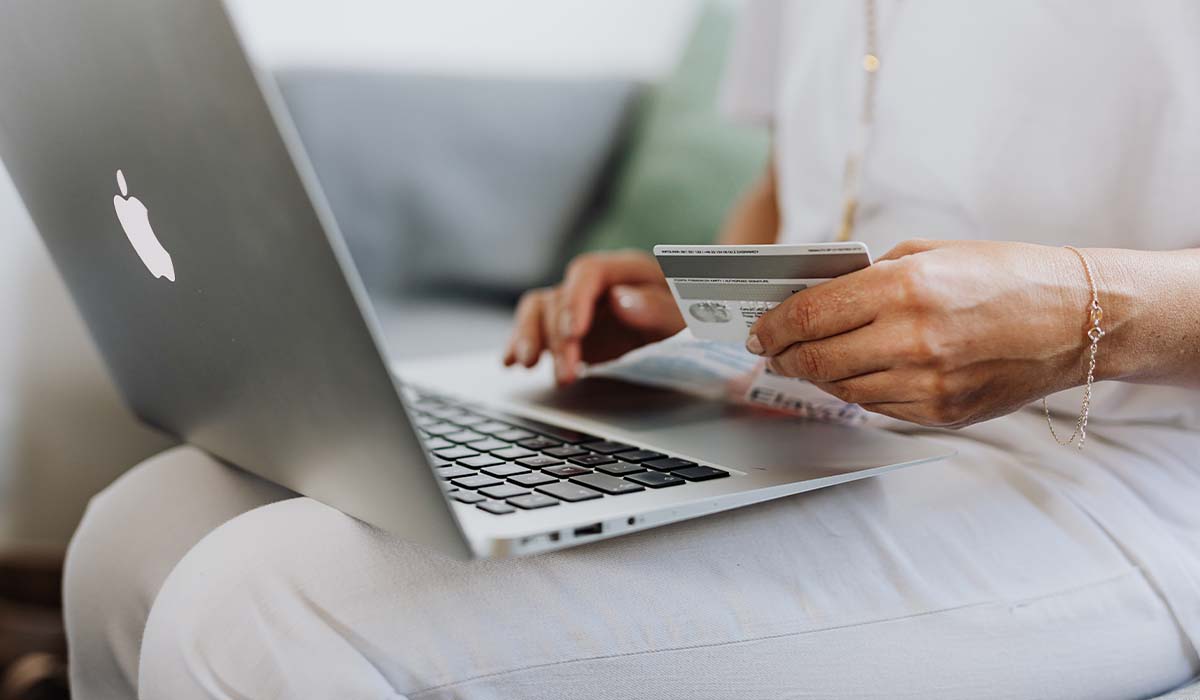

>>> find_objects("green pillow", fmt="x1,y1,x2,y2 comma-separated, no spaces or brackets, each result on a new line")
580,3,770,253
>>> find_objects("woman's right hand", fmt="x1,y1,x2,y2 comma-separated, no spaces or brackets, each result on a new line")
503,250,685,385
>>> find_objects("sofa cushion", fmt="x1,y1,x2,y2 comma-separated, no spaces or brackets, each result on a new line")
275,70,639,296
580,3,770,253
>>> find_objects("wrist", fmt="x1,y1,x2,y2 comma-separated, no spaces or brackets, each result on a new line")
1074,247,1145,382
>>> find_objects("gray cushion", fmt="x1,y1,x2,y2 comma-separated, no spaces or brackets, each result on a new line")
275,70,639,296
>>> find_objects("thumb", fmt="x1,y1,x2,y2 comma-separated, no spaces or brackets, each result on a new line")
610,285,682,335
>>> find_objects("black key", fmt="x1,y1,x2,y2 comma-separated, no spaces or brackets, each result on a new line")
451,474,502,490
493,446,536,460
496,429,536,442
645,458,696,472
568,454,616,467
445,430,486,444
459,455,505,469
544,445,589,459
434,446,479,460
516,455,563,469
452,491,486,504
423,437,453,451
483,412,598,444
477,500,516,515
509,472,558,487
467,438,511,452
508,493,560,510
625,471,685,488
436,465,475,480
570,472,645,495
422,422,459,436
481,463,530,478
536,482,603,502
475,421,515,435
518,436,562,451
595,461,645,476
673,466,730,482
479,484,530,500
581,440,635,455
614,449,664,463
543,465,592,478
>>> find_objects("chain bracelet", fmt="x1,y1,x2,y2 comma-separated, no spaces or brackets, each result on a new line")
1043,246,1104,449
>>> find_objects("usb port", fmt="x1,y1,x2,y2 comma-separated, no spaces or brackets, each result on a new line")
573,523,603,537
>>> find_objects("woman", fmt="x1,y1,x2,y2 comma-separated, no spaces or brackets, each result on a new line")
66,2,1200,698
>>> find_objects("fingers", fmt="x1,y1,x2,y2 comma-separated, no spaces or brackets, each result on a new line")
609,285,684,336
764,321,910,382
810,368,937,405
503,288,550,368
747,268,884,357
557,251,665,341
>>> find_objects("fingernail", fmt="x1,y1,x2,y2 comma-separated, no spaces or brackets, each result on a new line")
746,334,764,355
558,310,574,338
614,286,641,311
515,339,533,365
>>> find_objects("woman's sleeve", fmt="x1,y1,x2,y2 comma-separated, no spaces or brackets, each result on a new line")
718,0,784,126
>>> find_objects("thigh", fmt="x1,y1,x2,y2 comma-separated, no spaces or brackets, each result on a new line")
138,426,1200,700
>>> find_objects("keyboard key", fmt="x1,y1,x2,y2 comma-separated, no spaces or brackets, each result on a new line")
474,410,598,444
479,484,530,500
423,437,453,451
518,436,562,451
477,500,516,515
496,429,536,442
481,463,531,478
509,472,558,487
568,454,615,467
508,493,560,510
673,466,730,482
581,440,634,455
467,438,511,452
645,458,696,472
595,461,645,476
422,422,459,436
474,421,514,435
413,415,441,427
445,430,486,444
493,446,535,460
450,414,489,427
536,482,603,502
544,445,589,459
544,465,592,478
434,446,479,460
459,455,505,469
614,449,664,463
451,474,502,490
452,491,486,504
436,465,475,480
570,472,645,495
516,455,563,469
625,471,685,488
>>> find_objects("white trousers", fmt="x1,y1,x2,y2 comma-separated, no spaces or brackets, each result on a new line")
64,409,1200,699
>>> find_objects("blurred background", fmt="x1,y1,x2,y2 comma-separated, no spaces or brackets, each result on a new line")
0,1,766,693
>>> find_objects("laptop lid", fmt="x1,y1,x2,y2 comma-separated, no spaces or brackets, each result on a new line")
0,0,471,557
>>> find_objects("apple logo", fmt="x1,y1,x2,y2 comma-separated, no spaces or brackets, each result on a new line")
113,169,175,282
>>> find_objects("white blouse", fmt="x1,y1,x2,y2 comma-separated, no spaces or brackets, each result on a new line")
721,0,1200,429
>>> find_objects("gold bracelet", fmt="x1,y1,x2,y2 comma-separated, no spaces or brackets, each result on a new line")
1043,246,1105,449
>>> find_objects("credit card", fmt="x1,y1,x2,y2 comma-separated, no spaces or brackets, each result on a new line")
653,242,872,343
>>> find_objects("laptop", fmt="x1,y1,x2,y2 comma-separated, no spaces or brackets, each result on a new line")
0,0,951,558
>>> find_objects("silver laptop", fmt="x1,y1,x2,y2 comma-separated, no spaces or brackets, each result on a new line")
0,0,951,558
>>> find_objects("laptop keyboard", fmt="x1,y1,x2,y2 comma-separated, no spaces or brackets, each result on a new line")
409,392,730,516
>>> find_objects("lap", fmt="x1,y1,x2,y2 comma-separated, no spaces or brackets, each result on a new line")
131,413,1200,699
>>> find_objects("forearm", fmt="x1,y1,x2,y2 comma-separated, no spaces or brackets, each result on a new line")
1085,247,1200,388
718,158,780,245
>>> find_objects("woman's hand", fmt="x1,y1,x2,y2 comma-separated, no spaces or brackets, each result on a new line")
503,250,685,385
747,239,1095,428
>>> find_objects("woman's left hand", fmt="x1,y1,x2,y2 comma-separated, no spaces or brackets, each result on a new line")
747,239,1094,428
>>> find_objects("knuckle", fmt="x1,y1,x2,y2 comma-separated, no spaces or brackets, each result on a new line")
893,257,936,309
795,344,828,379
786,299,821,339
